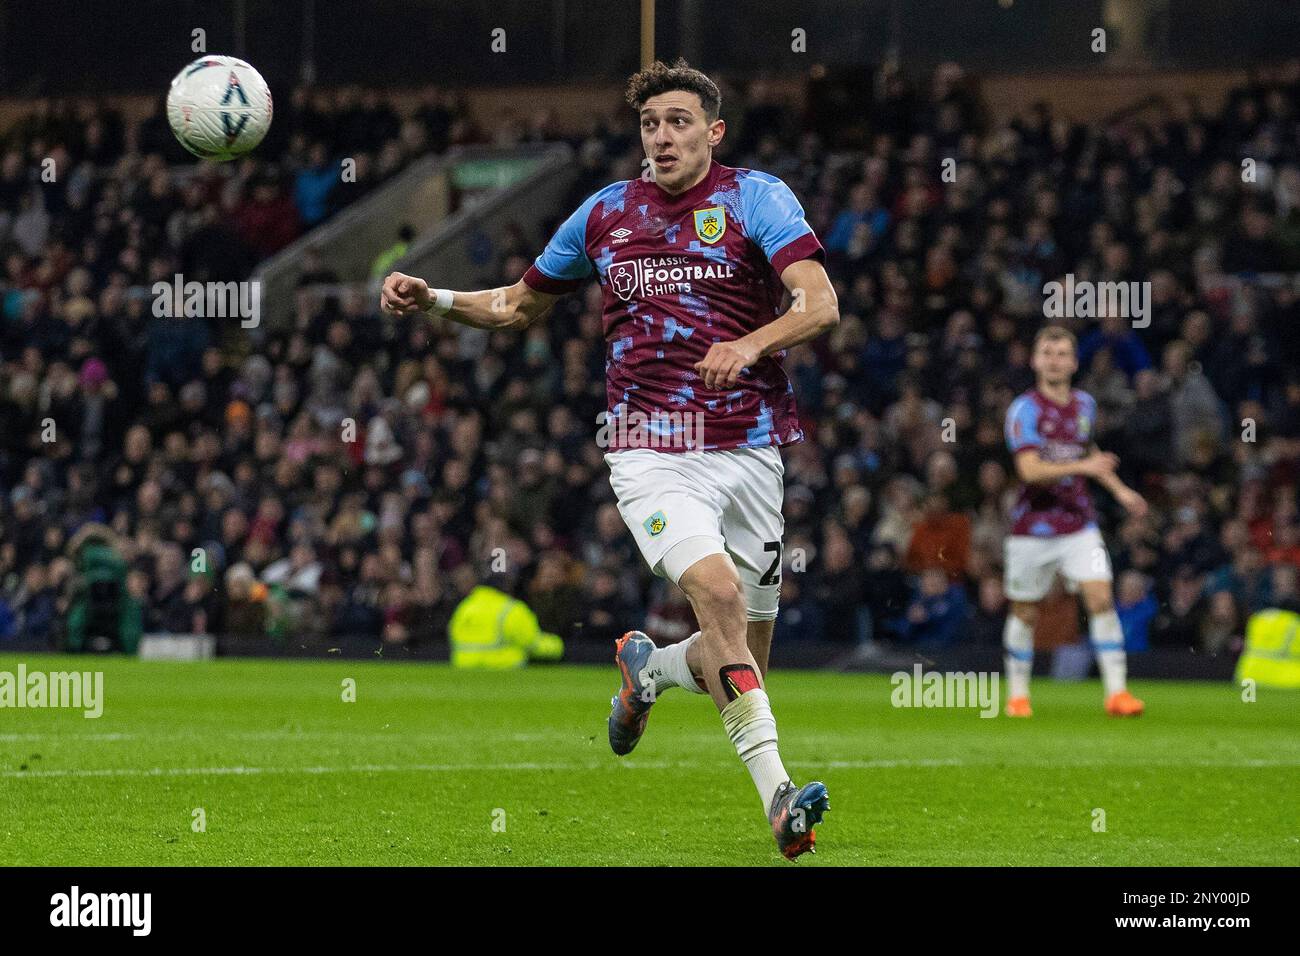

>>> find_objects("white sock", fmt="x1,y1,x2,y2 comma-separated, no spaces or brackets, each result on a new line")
644,631,706,695
720,688,789,812
1002,613,1034,699
1089,609,1127,696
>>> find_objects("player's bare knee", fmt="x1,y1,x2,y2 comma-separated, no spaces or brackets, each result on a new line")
1010,601,1039,627
679,556,741,608
691,576,746,624
1084,595,1114,616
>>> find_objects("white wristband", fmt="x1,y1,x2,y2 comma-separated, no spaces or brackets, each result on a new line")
426,288,454,316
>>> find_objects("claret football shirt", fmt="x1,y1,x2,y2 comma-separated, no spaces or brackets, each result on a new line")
523,160,825,452
1004,387,1099,536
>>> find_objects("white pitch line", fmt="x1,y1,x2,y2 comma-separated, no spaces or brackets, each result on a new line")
3,756,1298,780
805,758,1300,768
0,732,616,744
8,730,1296,757
0,761,671,780
0,729,950,745
0,734,684,751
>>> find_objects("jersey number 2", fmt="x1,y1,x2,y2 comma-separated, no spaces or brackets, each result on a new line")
759,541,782,586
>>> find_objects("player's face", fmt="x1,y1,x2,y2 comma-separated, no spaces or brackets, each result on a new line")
1031,338,1078,386
639,91,723,193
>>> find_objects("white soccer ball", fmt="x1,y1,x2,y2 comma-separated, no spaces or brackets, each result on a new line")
166,56,272,161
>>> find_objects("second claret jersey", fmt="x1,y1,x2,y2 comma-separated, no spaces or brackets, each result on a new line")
523,159,825,453
1005,387,1100,537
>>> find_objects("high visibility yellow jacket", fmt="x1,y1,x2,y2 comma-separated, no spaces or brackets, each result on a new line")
448,585,564,669
1236,608,1300,689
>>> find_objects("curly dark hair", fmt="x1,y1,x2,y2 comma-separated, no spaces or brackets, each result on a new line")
625,58,721,122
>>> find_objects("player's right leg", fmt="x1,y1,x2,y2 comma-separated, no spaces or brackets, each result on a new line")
1062,528,1145,717
607,629,660,756
1077,578,1145,717
1002,535,1058,716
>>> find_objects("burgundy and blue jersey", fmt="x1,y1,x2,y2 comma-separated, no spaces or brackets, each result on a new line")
522,160,824,452
1005,388,1098,537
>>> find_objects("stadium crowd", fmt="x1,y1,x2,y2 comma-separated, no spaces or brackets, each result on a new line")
2,63,1300,658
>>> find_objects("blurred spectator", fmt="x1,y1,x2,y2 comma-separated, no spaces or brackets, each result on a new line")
774,575,826,642
234,173,301,258
1078,316,1153,381
1199,590,1245,655
1150,566,1206,649
579,566,643,644
904,492,971,579
863,543,910,642
1116,569,1158,652
899,568,968,648
969,576,1007,646
808,529,868,642
643,581,697,645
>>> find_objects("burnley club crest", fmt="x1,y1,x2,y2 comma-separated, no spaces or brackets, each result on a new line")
693,205,726,244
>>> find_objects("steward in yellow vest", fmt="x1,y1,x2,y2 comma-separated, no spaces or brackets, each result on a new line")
448,584,564,669
1237,607,1300,689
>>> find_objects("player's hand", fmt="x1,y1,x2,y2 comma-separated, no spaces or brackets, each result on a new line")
380,272,432,315
695,338,762,390
1116,486,1148,519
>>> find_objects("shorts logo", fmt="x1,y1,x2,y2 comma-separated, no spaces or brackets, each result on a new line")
693,205,726,244
643,510,668,537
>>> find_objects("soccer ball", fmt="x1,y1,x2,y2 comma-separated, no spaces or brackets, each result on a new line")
167,56,272,161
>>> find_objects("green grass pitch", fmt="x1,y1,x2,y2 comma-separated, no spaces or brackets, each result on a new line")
1,652,1296,866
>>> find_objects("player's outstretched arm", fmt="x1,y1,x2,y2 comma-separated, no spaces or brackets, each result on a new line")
695,258,838,389
380,273,560,331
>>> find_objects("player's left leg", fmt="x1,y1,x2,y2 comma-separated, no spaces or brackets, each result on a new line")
604,450,722,755
1063,526,1144,716
1078,579,1145,716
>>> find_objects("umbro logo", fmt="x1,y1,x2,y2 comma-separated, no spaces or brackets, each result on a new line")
611,227,633,242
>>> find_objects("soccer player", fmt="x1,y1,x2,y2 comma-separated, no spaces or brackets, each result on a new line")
380,59,837,859
1002,325,1148,718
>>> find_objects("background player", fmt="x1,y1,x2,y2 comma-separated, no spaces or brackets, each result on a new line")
381,60,839,859
1003,325,1149,718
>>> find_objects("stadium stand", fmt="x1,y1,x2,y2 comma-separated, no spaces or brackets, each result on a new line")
2,62,1299,669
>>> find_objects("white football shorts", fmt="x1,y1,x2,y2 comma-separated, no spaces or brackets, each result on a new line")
1003,525,1113,602
604,445,785,621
